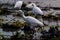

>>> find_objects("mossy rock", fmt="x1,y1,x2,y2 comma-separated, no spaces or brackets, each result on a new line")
0,19,3,23
11,21,26,28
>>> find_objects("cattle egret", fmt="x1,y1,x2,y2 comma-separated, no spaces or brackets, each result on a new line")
14,1,31,11
16,10,44,29
26,3,43,16
14,1,23,9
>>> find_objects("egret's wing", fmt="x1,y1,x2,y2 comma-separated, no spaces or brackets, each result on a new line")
14,1,23,9
33,7,43,15
26,3,33,8
26,16,44,26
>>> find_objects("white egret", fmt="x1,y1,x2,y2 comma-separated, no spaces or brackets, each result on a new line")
14,1,23,9
16,10,44,29
26,3,43,16
14,1,32,13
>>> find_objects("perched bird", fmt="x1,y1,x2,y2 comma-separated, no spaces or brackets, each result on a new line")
16,10,44,29
14,1,23,9
26,3,43,16
14,1,31,12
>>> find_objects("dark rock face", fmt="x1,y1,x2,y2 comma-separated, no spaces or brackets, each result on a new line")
2,23,20,32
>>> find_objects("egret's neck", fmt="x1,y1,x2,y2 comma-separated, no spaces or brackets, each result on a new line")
22,13,26,19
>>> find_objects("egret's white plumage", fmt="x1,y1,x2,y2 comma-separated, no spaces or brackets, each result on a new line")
26,3,43,15
14,1,23,9
17,10,44,27
26,3,33,8
32,4,43,15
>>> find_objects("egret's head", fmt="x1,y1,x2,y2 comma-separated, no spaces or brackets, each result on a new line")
17,10,24,13
32,3,36,7
26,3,36,8
16,10,24,17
